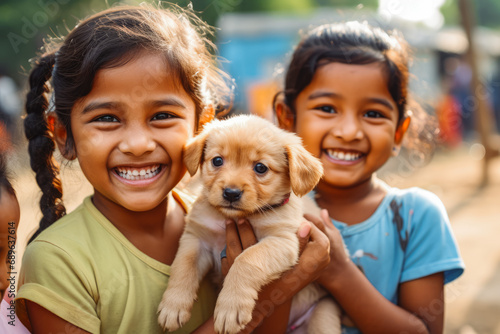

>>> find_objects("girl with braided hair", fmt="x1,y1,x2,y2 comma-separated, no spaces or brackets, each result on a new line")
15,4,330,333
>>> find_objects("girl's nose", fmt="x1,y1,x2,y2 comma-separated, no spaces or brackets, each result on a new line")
118,124,156,156
331,114,364,142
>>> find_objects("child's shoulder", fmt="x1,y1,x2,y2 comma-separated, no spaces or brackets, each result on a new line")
33,197,92,237
26,196,106,256
389,186,444,207
386,186,448,221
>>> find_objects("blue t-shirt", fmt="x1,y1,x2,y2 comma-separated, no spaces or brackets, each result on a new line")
325,186,464,333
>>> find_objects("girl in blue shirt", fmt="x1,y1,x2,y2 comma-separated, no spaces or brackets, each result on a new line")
273,21,465,333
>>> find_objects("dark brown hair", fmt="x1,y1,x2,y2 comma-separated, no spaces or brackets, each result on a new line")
276,21,437,161
278,21,410,124
24,4,231,242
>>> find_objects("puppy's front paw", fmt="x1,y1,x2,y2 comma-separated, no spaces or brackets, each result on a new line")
213,291,255,334
157,290,193,331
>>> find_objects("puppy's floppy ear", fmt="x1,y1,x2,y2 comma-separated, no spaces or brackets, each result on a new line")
183,132,209,176
286,139,323,197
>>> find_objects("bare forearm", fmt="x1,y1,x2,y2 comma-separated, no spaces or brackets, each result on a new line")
323,262,429,334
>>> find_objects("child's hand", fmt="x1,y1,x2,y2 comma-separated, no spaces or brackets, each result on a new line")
221,219,258,277
304,209,350,285
221,218,330,333
221,218,329,278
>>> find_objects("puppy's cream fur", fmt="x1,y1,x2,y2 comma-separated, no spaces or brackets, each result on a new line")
158,115,341,334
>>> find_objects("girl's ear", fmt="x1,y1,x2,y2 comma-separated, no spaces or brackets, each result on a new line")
395,116,411,145
49,113,76,160
198,105,215,132
275,101,295,132
392,116,411,156
183,132,209,176
286,138,323,197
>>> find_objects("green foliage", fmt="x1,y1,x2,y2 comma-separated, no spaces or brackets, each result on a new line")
2,0,497,84
474,0,500,28
0,0,142,83
441,0,460,26
1,0,375,83
441,0,500,28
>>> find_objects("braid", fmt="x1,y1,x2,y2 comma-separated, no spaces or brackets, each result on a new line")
24,53,66,243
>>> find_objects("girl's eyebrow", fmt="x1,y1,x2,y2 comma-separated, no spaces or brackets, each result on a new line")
149,97,187,109
81,97,188,114
363,97,395,110
308,91,341,100
308,92,394,110
81,101,120,114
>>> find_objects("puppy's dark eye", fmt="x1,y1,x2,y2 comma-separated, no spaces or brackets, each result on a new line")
212,156,224,167
254,163,268,174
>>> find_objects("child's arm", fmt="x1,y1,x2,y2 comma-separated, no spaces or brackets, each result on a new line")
26,301,91,334
308,210,443,334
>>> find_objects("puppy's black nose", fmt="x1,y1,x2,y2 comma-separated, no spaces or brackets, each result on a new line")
223,188,242,202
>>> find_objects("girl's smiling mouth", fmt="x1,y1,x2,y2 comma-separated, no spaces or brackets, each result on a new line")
325,149,365,163
114,164,163,181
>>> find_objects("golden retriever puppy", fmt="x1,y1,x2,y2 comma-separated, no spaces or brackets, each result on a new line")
158,115,342,334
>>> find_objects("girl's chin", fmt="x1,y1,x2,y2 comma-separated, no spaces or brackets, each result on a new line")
319,172,372,190
119,195,169,212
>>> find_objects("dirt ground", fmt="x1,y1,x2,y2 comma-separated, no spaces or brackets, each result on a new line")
385,147,500,334
7,143,500,333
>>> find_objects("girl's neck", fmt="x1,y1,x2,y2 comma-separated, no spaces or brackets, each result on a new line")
314,175,389,225
92,191,186,265
92,191,171,235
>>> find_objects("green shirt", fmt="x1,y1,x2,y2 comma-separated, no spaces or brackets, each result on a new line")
16,195,216,333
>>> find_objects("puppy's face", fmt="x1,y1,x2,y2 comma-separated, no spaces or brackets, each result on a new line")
184,116,323,219
202,128,291,218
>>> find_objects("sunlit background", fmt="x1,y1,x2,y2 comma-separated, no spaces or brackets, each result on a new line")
1,1,499,333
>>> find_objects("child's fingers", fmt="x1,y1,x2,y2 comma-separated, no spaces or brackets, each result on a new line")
320,209,330,224
297,221,312,255
225,219,242,266
222,219,258,277
303,213,327,233
236,218,258,250
306,221,330,252
296,222,331,278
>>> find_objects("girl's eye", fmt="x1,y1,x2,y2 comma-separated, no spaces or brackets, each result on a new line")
364,110,386,119
254,163,268,174
315,105,337,114
93,115,118,122
152,112,175,121
212,156,223,167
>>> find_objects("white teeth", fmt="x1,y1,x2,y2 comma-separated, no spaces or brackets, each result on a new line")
326,149,362,161
116,165,161,181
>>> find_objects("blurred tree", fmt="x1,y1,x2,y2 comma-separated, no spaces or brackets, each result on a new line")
2,0,499,84
441,0,500,28
441,0,460,26
0,0,379,84
183,0,378,27
0,0,143,84
475,0,500,28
